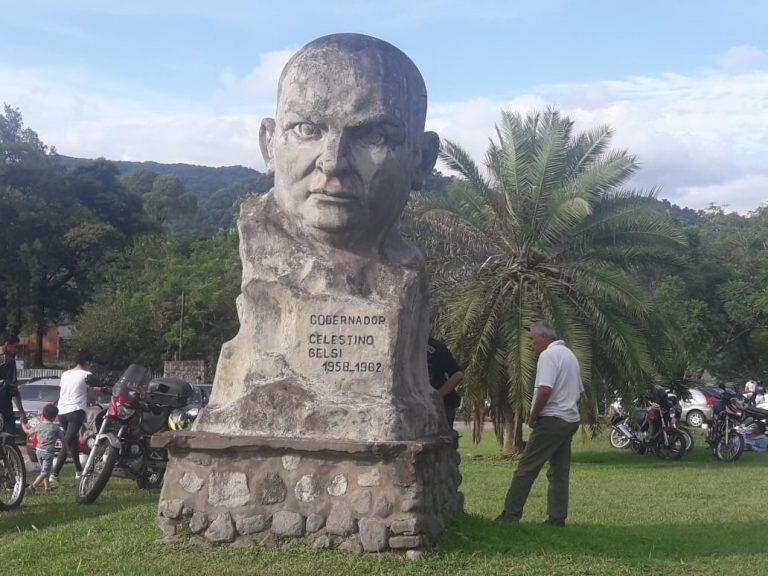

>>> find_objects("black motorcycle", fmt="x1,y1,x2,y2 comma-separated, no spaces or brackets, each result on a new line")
0,414,25,510
76,365,193,504
704,387,746,462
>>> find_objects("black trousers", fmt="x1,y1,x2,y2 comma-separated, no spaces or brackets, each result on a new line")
52,409,85,475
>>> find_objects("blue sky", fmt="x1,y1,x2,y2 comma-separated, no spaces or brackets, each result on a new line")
2,0,768,212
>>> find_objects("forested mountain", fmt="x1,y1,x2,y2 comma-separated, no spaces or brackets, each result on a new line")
59,155,273,236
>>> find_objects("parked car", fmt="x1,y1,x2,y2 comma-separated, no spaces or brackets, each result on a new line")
679,388,714,427
12,378,61,443
18,378,110,461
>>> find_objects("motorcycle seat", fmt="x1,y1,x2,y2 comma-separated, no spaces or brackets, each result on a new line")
745,406,768,420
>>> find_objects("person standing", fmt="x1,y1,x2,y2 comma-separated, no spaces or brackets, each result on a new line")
23,403,63,493
50,349,96,483
496,321,584,526
427,337,464,428
0,333,27,435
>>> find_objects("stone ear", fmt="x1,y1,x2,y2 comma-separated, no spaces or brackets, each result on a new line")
259,118,276,175
412,131,439,191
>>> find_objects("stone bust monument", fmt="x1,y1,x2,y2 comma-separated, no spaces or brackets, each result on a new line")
260,33,439,254
194,33,449,442
156,34,463,553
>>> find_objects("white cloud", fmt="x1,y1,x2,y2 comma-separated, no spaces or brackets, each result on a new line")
428,67,768,212
717,45,768,73
220,49,296,100
4,46,768,212
676,175,768,214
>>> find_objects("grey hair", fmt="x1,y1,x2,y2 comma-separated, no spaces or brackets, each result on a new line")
530,320,557,340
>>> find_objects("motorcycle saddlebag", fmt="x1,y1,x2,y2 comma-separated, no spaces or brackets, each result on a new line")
146,377,194,408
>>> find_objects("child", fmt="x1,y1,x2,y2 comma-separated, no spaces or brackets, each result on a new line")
23,403,63,493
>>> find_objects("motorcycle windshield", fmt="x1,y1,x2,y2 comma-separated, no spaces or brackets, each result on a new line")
112,364,151,396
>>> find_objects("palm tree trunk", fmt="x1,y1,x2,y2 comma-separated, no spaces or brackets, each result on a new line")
501,406,526,455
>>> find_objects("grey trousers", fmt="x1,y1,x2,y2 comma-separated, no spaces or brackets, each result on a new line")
503,416,580,522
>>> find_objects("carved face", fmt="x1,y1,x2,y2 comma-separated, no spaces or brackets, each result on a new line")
261,47,437,251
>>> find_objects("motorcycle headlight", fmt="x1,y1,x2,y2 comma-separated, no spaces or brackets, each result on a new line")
116,404,136,420
187,407,199,418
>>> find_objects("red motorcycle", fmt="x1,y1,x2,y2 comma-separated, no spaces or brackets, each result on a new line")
76,365,192,504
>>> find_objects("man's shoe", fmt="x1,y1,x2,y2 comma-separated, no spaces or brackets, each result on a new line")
75,471,82,480
48,474,60,485
494,512,520,523
26,484,36,495
544,518,566,527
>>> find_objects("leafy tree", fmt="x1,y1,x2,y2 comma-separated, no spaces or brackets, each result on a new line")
122,170,197,224
413,110,686,453
0,107,150,364
73,232,241,373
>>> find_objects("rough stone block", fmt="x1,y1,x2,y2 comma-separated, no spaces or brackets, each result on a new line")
327,473,348,496
313,534,333,549
159,499,184,519
390,515,422,535
236,514,269,535
351,490,372,515
400,498,420,512
358,518,388,553
261,472,287,505
374,494,393,518
281,454,301,470
305,513,325,533
155,516,180,537
205,512,236,543
294,475,320,502
357,468,380,487
231,536,256,548
406,549,424,561
180,471,204,493
271,511,305,537
208,472,250,507
326,501,356,536
389,535,423,549
339,536,363,554
189,511,209,534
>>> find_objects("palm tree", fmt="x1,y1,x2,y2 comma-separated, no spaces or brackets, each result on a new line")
414,109,687,454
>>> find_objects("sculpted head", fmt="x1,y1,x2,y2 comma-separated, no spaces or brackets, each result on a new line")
259,34,439,252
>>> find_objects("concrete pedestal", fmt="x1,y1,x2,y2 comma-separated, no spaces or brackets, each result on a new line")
152,431,462,552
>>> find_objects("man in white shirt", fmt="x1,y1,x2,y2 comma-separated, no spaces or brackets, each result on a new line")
50,349,96,482
496,320,583,526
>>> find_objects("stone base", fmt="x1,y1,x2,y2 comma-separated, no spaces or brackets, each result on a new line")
152,432,463,553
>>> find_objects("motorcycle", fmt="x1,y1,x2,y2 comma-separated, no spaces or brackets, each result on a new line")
704,387,745,462
609,392,693,453
76,365,193,504
0,414,26,510
611,403,687,460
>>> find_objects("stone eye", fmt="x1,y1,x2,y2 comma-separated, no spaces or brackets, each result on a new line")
293,123,321,139
358,128,387,147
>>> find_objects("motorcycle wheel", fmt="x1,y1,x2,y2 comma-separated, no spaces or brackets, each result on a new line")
678,427,695,453
0,444,26,510
714,432,744,462
655,431,685,461
136,467,164,490
76,441,118,504
629,440,646,455
609,428,631,449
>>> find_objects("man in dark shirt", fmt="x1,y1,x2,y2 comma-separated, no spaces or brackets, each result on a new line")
0,333,26,434
427,337,464,428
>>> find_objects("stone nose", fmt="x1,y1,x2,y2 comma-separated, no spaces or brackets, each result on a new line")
317,132,347,175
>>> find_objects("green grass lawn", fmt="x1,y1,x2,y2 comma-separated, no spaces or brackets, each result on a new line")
1,430,766,575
